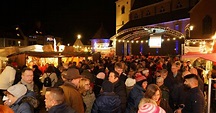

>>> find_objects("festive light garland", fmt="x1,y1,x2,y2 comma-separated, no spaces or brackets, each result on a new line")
110,26,185,43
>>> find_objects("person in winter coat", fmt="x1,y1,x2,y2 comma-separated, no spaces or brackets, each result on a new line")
0,64,16,98
144,84,173,113
3,84,37,113
41,65,58,95
108,71,127,113
45,87,76,113
60,69,85,113
78,78,95,113
91,80,121,113
126,73,148,113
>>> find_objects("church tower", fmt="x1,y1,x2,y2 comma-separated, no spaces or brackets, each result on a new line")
116,0,134,33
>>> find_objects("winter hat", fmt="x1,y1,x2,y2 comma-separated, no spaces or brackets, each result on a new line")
7,84,27,99
102,80,114,92
138,103,166,113
64,68,82,80
135,73,146,82
135,73,147,87
125,78,136,87
96,72,106,79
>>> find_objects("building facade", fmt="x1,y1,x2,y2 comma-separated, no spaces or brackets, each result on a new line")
113,0,201,56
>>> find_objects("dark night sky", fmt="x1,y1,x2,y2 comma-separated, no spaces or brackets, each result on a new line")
0,0,117,45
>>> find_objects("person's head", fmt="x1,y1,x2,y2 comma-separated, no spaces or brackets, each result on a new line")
102,80,114,92
21,68,34,84
62,68,82,86
171,64,178,74
114,62,123,74
142,69,149,77
138,98,157,109
108,71,119,83
45,65,55,73
159,69,168,79
135,73,148,89
145,84,161,103
78,78,91,94
184,74,199,88
5,84,27,105
0,105,14,113
45,87,65,110
156,77,164,87
138,103,166,113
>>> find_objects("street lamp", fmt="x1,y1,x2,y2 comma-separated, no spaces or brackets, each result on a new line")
18,41,21,46
189,25,194,38
77,34,81,39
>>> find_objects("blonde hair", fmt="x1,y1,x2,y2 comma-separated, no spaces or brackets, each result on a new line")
138,98,157,108
78,78,90,94
0,105,14,113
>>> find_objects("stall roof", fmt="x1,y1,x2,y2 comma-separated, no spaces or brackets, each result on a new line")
182,52,216,62
7,51,91,58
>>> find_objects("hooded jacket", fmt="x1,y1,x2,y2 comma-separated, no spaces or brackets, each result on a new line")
10,95,38,113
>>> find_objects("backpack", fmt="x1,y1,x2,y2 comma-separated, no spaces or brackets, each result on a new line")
43,73,52,87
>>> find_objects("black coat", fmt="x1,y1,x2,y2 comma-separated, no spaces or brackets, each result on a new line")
48,103,76,113
182,87,205,113
114,80,127,113
91,92,121,113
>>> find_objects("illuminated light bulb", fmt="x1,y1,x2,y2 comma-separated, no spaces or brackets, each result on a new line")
122,40,125,42
141,40,143,43
127,40,129,43
131,40,134,43
118,40,121,42
173,38,176,40
192,42,196,44
167,38,170,41
162,39,164,42
136,41,139,43
146,40,148,43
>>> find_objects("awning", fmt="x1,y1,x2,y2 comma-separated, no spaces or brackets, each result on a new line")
182,52,216,62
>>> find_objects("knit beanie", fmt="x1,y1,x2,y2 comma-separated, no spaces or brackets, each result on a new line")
7,84,27,98
135,73,147,87
138,103,166,113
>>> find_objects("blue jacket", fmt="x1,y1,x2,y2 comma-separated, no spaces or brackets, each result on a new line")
126,84,145,113
48,103,76,113
91,92,121,113
10,96,34,113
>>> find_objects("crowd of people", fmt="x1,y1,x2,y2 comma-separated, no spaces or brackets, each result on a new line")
0,55,215,113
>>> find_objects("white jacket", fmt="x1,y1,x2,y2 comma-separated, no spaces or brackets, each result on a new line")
0,66,16,90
